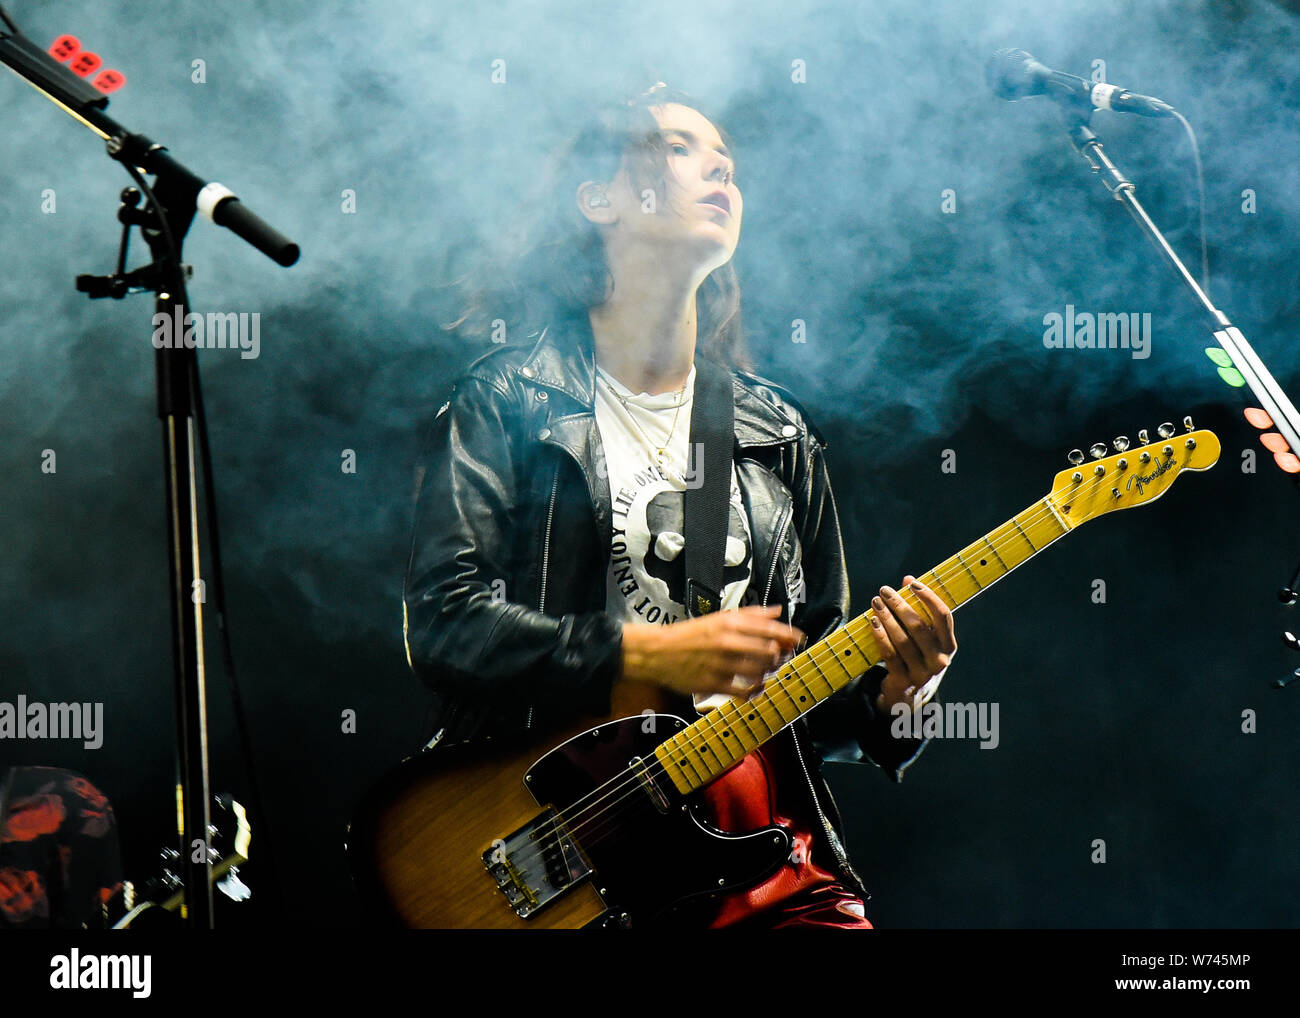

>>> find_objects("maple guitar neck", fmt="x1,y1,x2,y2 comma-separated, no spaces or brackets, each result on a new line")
652,426,1221,795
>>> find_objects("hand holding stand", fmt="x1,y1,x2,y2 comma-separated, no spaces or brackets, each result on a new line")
1064,117,1300,463
1062,113,1300,687
2,10,298,925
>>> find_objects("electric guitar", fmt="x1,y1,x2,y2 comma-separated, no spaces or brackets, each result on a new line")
349,422,1220,928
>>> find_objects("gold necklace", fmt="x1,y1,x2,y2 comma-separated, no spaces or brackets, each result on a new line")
599,370,690,468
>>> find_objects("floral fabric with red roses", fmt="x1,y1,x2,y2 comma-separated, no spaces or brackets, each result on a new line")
0,766,122,929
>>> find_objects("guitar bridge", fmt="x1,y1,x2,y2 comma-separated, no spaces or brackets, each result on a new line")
483,809,592,918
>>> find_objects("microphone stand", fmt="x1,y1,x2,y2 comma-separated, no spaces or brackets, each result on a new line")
1,12,298,926
1061,114,1300,686
1063,117,1300,461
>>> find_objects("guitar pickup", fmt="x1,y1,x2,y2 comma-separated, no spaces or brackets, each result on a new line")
628,755,670,814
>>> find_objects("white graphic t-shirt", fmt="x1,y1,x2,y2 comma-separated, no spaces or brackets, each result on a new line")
594,362,762,711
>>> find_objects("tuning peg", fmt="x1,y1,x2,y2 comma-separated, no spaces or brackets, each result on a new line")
1138,429,1150,445
1112,436,1129,452
1158,422,1175,438
1089,443,1107,459
1285,631,1300,653
1183,415,1194,432
1068,448,1085,466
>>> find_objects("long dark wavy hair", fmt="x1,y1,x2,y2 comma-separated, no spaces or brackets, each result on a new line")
443,83,753,373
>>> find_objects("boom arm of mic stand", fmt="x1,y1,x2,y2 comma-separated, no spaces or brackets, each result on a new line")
1063,119,1300,464
0,20,298,265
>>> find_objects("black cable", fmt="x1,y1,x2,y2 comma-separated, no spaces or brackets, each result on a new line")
121,160,286,917
187,345,287,915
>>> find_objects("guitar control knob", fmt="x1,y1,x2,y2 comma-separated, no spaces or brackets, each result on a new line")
1183,415,1195,432
1089,443,1107,459
1158,422,1175,438
1112,436,1129,452
1138,429,1150,445
1068,449,1085,466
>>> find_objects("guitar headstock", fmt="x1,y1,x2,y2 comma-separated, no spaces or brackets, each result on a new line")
1050,419,1220,525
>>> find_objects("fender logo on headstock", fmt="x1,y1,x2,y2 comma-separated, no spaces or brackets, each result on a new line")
1125,454,1176,496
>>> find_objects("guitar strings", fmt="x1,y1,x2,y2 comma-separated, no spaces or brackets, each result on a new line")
504,463,1130,876
498,453,1181,883
525,477,1081,840
506,484,1085,877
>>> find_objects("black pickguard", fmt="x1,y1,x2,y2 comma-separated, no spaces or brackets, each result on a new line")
523,714,792,927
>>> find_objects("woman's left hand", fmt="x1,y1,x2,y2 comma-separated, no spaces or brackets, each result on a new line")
869,575,957,714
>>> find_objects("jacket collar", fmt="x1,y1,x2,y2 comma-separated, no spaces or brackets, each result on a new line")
516,314,806,449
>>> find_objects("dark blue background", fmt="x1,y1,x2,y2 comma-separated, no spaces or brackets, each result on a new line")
1,0,1296,927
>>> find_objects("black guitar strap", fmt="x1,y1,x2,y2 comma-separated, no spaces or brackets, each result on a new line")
683,356,735,619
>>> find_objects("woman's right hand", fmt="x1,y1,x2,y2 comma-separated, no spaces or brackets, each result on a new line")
618,604,805,700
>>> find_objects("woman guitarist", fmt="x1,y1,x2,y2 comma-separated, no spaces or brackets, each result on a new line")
403,83,957,929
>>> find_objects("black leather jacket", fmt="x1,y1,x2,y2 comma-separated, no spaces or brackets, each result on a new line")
403,315,930,902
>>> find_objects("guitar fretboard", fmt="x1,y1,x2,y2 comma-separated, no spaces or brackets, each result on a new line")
652,496,1073,794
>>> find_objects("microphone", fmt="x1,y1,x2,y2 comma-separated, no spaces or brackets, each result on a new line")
986,48,1176,119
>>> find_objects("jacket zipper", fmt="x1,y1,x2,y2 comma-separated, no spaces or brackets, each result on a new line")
760,528,866,899
761,503,793,608
539,465,559,614
788,724,864,893
527,464,561,732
